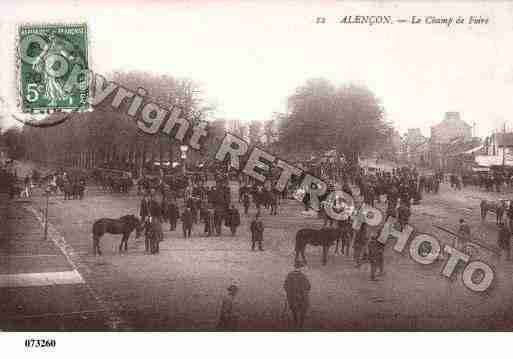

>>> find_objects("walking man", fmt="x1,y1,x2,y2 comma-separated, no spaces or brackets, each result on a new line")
250,212,264,251
284,260,311,329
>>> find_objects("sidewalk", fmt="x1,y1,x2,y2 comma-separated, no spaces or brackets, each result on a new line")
0,195,112,330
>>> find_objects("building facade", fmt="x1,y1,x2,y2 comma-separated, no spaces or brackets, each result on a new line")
429,112,472,169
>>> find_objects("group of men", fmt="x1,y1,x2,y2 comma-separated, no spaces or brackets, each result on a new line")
138,181,267,253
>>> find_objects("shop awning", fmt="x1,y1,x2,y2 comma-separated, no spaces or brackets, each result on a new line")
475,155,513,167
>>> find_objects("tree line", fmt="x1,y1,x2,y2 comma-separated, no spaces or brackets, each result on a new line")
0,72,397,174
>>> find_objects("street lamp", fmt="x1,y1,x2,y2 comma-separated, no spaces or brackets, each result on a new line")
44,185,51,241
180,144,189,175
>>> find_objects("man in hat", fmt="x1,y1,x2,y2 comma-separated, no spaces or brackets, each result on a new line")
147,191,164,254
250,212,264,251
368,235,385,281
214,206,224,236
217,284,240,330
242,191,251,215
164,197,180,231
397,199,411,232
203,204,215,237
284,261,311,329
353,222,369,267
457,218,471,250
226,204,241,236
498,222,511,261
181,206,193,238
139,191,151,224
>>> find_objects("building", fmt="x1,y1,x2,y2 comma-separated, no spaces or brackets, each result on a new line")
399,128,429,165
430,112,472,169
430,112,472,144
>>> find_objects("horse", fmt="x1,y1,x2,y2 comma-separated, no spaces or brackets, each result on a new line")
92,215,143,255
480,199,508,224
294,227,345,265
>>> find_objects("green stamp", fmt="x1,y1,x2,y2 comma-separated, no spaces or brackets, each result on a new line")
17,23,90,114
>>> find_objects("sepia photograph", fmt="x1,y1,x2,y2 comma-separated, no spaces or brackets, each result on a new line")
1,1,513,349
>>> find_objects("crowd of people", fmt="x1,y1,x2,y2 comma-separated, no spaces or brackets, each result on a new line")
136,178,274,254
10,157,512,329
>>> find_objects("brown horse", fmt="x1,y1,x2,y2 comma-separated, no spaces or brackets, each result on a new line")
295,227,346,265
92,215,143,255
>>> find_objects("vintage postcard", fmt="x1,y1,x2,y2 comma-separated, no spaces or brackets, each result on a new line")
0,0,513,355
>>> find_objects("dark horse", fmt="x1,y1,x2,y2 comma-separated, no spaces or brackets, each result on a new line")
295,227,345,265
92,215,143,255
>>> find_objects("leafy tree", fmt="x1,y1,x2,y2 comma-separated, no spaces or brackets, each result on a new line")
277,78,389,165
15,70,215,174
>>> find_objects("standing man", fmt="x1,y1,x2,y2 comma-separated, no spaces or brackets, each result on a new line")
242,192,251,215
284,260,311,329
204,205,215,237
507,201,513,232
214,206,224,236
22,175,31,198
250,212,264,251
397,199,411,232
498,222,511,261
353,222,368,268
457,218,471,250
139,192,152,252
226,204,241,236
217,284,240,330
269,191,278,216
165,197,180,231
368,235,385,281
139,192,151,223
147,191,164,254
181,206,193,238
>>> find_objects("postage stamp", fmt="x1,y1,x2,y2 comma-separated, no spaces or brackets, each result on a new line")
17,23,90,114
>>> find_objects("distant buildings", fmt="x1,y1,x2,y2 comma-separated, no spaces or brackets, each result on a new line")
430,112,472,144
475,132,513,167
429,112,473,169
398,112,480,171
400,128,429,164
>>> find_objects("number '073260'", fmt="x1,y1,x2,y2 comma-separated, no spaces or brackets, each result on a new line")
24,339,56,348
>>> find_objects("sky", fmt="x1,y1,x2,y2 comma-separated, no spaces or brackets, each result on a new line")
1,0,513,138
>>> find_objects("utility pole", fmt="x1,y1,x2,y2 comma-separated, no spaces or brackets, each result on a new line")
44,186,50,241
503,122,506,167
